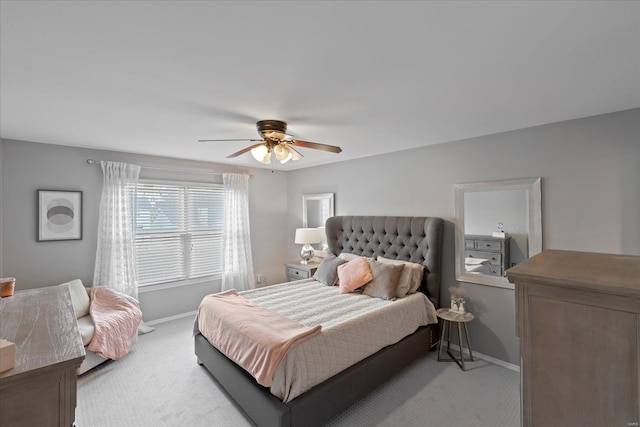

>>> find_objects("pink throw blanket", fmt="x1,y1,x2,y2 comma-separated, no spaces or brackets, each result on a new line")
197,289,322,387
87,287,142,360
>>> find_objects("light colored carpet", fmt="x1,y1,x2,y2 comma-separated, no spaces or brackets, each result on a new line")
77,315,520,427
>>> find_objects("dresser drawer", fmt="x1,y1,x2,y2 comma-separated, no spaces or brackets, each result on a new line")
465,250,502,266
474,240,504,251
286,266,311,280
488,265,503,276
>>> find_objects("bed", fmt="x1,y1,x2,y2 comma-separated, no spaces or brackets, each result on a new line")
194,215,444,427
465,256,492,274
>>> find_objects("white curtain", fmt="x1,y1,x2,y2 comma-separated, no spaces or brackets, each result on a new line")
221,173,255,291
93,161,141,299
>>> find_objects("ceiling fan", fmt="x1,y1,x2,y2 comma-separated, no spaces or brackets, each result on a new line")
198,120,342,164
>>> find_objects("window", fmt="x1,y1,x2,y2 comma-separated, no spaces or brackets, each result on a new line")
134,181,223,286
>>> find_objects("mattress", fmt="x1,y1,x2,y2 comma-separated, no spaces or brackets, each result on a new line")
197,279,438,402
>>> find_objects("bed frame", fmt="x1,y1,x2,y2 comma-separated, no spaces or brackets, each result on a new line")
195,216,444,427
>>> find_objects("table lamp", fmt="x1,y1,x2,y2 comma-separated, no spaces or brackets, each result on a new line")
295,228,322,264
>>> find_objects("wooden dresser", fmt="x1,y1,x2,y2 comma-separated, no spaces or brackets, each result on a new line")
464,234,511,277
0,284,85,427
507,250,640,427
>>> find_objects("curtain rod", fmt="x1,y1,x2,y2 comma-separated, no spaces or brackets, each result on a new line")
86,159,254,178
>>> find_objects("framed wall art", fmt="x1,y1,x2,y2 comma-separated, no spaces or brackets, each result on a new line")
37,190,83,241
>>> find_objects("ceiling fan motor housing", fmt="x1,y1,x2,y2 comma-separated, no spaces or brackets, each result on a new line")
257,120,288,140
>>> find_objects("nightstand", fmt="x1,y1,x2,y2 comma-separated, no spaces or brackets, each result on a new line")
284,260,321,282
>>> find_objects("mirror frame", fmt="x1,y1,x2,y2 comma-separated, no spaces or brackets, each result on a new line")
302,193,335,228
454,178,542,289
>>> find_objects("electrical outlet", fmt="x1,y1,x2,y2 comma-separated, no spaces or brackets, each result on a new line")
256,274,265,284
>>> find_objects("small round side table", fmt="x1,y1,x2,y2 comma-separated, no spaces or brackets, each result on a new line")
436,308,475,371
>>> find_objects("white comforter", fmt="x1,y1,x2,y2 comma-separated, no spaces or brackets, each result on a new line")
198,279,438,402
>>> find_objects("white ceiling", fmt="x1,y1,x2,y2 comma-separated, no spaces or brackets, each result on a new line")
1,1,638,170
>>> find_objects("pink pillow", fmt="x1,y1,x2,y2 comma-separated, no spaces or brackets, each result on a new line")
338,257,373,293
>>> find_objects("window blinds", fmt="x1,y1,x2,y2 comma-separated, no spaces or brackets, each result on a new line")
135,182,223,286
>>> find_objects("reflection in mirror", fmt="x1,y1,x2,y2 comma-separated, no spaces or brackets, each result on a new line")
465,190,528,265
303,193,334,255
302,193,334,228
455,178,541,289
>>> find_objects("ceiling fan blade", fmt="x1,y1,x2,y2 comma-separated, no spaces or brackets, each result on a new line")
226,143,265,158
291,139,342,154
197,138,262,143
288,146,304,160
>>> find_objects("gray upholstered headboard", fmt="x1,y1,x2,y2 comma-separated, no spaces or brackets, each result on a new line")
326,216,444,308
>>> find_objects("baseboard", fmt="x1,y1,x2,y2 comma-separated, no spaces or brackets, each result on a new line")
443,340,520,373
145,310,198,326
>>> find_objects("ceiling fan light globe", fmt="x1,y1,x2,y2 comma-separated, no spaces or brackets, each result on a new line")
261,150,272,164
279,152,293,164
251,145,268,162
274,144,289,161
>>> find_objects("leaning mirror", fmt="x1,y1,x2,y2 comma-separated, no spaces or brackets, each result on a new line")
454,178,541,289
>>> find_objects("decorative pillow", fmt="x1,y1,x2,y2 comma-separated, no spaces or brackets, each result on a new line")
313,253,346,286
376,257,425,297
337,257,373,293
406,263,425,294
363,260,404,300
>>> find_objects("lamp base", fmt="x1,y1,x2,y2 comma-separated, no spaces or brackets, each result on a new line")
300,244,314,265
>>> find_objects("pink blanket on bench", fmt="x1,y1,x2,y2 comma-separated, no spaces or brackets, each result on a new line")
197,289,322,387
87,287,142,360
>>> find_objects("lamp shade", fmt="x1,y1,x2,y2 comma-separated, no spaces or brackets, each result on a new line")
295,228,322,244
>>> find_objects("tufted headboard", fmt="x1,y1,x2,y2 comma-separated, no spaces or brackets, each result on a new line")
326,216,444,308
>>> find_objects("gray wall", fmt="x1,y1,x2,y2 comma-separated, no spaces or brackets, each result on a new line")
0,139,288,321
2,108,638,365
0,139,3,276
286,108,640,366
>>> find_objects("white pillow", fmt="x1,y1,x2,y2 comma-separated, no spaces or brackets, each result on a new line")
65,279,90,319
338,252,372,262
376,257,425,297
